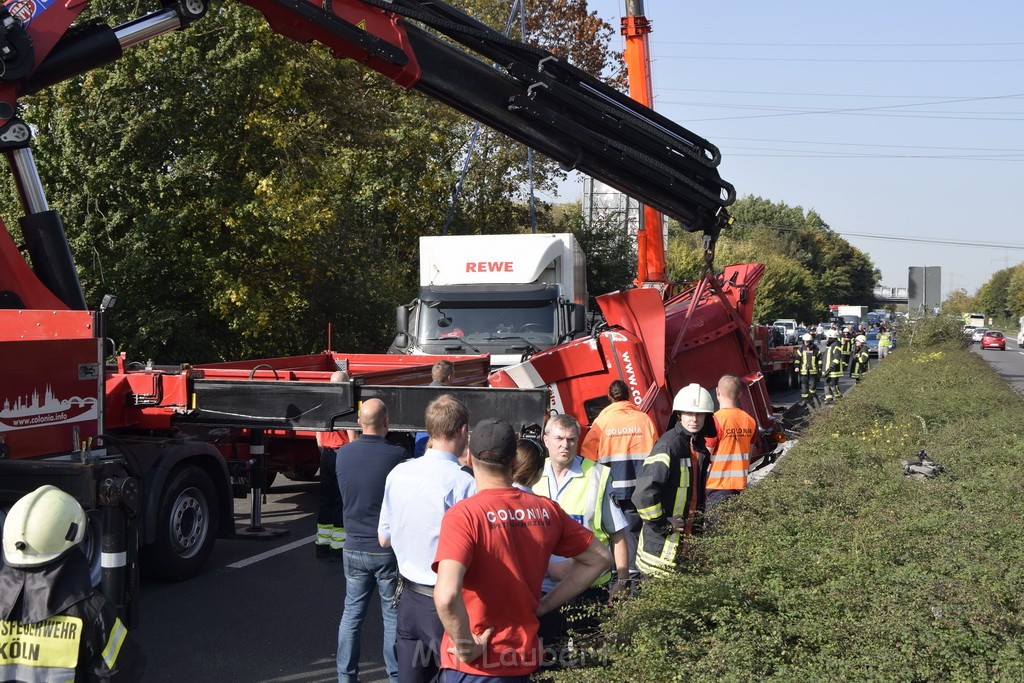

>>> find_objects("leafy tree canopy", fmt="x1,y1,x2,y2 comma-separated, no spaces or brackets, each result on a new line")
0,0,620,362
666,195,879,324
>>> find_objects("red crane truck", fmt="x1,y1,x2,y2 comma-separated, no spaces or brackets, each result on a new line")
0,0,759,622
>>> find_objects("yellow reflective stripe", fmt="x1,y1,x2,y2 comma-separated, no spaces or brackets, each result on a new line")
101,618,127,670
673,465,690,516
643,452,670,467
637,502,663,520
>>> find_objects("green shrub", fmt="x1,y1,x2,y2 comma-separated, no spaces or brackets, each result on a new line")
552,345,1024,681
896,313,971,350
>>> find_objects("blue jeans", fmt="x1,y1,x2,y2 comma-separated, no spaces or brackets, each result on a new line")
337,549,399,682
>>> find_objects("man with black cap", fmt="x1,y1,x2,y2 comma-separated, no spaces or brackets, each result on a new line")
433,419,612,681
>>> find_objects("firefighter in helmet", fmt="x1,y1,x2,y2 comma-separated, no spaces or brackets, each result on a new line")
821,329,844,402
793,333,821,405
839,328,854,372
849,334,871,382
632,383,717,576
0,485,145,682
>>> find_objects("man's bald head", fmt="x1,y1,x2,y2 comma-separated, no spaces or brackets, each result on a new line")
330,370,350,383
716,374,742,408
358,399,388,435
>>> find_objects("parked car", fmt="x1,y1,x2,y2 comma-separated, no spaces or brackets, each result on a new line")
772,319,799,344
865,330,880,356
980,330,1005,350
971,327,988,343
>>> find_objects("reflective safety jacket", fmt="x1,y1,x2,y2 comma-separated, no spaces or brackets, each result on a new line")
793,346,820,376
706,408,756,491
822,343,844,379
533,456,615,585
580,401,658,502
840,336,854,355
631,422,712,576
0,550,145,682
850,346,871,379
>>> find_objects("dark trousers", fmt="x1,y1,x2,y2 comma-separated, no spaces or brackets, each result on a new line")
799,374,817,399
317,447,342,527
397,588,443,683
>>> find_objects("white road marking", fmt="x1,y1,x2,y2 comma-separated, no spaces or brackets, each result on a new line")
227,534,317,569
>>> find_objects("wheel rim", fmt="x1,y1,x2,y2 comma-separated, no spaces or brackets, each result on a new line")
169,486,209,559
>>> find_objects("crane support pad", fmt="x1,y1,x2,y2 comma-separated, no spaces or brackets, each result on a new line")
180,380,550,436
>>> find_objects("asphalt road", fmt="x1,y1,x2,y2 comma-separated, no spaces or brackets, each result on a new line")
971,335,1024,396
134,481,387,683
130,361,877,683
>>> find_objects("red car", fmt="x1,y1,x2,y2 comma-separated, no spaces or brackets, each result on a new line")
980,330,1006,350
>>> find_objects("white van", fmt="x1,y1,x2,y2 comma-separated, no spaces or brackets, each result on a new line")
772,319,799,344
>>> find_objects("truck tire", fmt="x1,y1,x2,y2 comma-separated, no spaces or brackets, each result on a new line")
145,465,218,581
786,370,797,390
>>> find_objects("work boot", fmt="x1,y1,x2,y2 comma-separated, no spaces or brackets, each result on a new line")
315,544,330,560
329,548,344,563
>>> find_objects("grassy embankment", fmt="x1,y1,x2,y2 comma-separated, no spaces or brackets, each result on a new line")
558,324,1024,681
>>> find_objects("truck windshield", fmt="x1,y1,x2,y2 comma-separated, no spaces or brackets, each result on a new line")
417,301,557,349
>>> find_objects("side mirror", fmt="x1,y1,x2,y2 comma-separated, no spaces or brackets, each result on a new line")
395,305,410,335
391,332,409,350
570,304,587,335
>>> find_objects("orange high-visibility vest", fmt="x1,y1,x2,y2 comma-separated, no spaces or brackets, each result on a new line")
706,407,756,490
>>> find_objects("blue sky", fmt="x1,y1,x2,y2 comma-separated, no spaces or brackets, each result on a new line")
554,0,1024,298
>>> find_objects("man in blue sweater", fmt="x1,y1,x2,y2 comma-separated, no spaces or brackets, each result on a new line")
335,398,408,683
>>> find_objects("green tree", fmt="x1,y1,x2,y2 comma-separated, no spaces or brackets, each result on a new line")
975,267,1013,322
941,288,976,317
1004,264,1024,321
1,0,622,362
666,195,878,323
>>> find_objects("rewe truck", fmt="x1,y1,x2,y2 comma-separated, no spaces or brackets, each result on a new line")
391,234,588,368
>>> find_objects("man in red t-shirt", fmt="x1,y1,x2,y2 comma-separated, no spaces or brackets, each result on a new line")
433,419,611,682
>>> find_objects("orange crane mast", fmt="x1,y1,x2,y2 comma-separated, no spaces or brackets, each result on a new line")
622,0,666,284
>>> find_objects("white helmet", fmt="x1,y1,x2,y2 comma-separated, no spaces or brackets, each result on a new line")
801,333,813,342
2,485,87,568
856,334,867,343
672,383,715,413
825,329,839,340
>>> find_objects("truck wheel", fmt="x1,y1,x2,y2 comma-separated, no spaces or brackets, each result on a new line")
786,370,797,390
145,465,218,581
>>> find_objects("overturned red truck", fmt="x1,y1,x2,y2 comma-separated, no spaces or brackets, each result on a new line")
492,263,781,455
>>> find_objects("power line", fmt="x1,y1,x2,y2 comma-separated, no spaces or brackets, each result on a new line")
653,41,1024,48
737,223,1024,250
656,86,1015,100
714,135,1024,153
655,55,1024,64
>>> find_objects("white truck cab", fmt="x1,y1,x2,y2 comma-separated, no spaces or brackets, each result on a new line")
390,234,588,369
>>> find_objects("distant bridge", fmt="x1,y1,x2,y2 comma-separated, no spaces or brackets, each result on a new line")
874,286,908,304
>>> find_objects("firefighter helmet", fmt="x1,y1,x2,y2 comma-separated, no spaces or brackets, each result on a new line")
2,485,87,568
801,333,813,342
672,383,714,413
825,329,839,340
856,335,867,343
